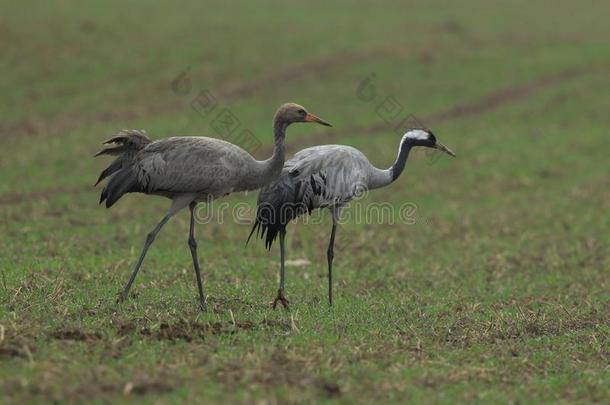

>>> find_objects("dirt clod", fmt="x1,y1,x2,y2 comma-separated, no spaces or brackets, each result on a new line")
50,329,102,341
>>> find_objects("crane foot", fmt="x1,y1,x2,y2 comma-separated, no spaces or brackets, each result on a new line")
116,291,128,304
272,289,290,310
198,298,207,312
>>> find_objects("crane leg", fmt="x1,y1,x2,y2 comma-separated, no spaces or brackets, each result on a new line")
326,209,339,306
273,229,289,309
117,214,171,303
188,202,206,311
117,195,194,304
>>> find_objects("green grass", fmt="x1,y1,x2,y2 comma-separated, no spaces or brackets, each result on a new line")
1,0,609,403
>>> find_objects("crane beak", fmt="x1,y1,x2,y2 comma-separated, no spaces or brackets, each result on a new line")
305,113,332,127
434,141,456,157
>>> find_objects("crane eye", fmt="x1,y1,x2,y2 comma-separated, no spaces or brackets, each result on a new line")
298,109,306,115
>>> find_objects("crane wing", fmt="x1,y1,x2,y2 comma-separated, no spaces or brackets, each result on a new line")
248,145,371,249
133,137,255,196
285,145,370,208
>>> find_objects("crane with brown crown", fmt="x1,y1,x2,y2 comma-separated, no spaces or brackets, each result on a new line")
95,103,331,310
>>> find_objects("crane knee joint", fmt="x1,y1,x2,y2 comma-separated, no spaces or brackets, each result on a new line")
188,237,197,249
145,232,156,244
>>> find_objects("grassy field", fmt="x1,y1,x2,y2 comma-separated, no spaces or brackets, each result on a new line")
1,0,609,403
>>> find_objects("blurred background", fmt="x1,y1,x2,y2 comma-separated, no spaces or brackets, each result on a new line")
1,0,609,402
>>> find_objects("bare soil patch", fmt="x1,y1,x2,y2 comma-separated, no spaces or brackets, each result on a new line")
114,317,291,342
50,328,103,341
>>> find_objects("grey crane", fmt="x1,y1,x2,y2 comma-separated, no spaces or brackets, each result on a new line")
247,128,455,308
95,103,331,309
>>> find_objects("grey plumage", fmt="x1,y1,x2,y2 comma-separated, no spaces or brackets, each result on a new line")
98,135,271,207
248,129,456,308
247,145,371,250
95,103,332,310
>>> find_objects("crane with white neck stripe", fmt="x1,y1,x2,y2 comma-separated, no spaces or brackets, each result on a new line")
247,128,455,308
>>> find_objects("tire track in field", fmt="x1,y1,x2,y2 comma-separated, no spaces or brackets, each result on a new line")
257,63,602,156
0,185,92,205
218,50,386,99
0,50,385,141
0,63,599,205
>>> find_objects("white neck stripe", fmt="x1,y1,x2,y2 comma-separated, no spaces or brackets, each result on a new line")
402,129,429,142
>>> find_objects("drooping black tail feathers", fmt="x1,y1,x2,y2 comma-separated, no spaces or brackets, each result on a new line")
99,167,143,208
95,129,151,208
247,172,312,250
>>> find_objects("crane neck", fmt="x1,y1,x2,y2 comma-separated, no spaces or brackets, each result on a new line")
367,138,414,189
270,119,288,167
252,120,287,187
390,138,413,181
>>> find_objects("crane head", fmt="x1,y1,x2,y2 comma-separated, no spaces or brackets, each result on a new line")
402,128,456,157
274,103,332,127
